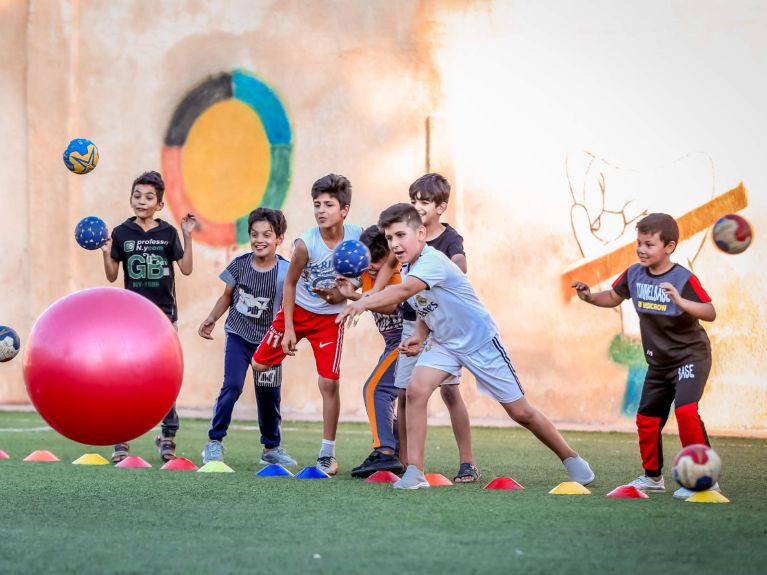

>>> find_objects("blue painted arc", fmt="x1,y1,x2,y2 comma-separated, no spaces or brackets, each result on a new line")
232,70,292,145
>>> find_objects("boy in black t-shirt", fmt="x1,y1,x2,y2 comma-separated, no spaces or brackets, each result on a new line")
101,171,196,463
572,213,719,498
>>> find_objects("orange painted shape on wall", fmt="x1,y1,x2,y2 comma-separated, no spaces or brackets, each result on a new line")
182,99,270,223
560,182,749,300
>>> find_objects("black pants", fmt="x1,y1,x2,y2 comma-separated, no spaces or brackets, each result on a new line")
636,355,711,476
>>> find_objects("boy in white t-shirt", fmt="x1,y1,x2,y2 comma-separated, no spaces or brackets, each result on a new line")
337,203,595,489
252,174,365,475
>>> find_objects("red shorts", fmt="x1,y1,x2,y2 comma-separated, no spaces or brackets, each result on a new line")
253,305,345,380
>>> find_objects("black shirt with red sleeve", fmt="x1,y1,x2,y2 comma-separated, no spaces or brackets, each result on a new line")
612,263,712,368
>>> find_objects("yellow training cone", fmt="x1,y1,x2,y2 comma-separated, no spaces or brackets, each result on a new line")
72,453,110,465
686,490,730,503
197,461,234,473
549,482,592,495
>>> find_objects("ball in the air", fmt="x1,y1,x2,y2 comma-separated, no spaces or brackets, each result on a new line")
332,240,371,278
63,138,99,174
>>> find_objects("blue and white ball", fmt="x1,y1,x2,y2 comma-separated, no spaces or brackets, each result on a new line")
332,240,371,278
0,326,20,363
75,216,109,250
63,138,99,174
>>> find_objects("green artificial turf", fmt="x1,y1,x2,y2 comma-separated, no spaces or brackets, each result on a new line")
1,411,765,574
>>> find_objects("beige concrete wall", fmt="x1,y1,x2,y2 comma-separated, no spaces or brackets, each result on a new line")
1,0,765,434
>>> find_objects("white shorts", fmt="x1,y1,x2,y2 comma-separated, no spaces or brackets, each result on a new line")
394,320,459,389
415,335,524,403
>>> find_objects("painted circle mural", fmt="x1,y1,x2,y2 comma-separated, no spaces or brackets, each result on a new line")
162,70,292,246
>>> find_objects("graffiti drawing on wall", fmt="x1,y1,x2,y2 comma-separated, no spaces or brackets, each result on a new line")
161,70,293,247
562,151,749,416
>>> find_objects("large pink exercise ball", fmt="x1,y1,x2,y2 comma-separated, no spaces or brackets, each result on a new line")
22,287,183,445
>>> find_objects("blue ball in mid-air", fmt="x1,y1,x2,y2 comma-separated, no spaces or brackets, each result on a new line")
0,325,20,363
75,216,109,250
332,240,371,278
63,138,99,174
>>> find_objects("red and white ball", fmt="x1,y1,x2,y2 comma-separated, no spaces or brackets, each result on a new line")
712,214,753,255
672,444,721,491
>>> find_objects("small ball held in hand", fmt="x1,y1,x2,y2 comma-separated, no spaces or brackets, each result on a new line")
332,239,371,278
75,216,109,250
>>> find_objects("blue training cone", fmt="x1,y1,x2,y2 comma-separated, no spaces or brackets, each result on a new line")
256,464,294,478
295,466,330,479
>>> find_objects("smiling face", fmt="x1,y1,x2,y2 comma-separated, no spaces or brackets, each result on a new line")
313,193,349,230
383,221,426,265
636,231,675,272
411,194,446,227
249,220,283,259
130,183,163,219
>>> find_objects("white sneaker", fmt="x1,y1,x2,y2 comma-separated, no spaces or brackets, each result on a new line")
626,474,666,492
673,482,721,499
317,456,339,476
393,465,430,490
563,456,595,485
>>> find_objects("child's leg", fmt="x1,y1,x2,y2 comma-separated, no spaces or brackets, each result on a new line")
673,356,712,448
363,348,399,453
501,398,576,460
318,376,340,441
636,367,676,477
208,333,255,441
161,405,179,438
252,309,290,373
406,366,454,470
254,367,282,449
397,392,408,464
439,384,476,466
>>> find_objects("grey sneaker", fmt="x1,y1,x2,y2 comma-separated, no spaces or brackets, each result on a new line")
260,447,298,467
627,474,666,492
317,455,339,475
673,482,721,499
202,440,225,464
563,455,595,485
393,465,430,490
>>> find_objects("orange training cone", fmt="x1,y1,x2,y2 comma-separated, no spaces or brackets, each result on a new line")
425,473,453,486
0,449,10,459
365,470,400,483
115,456,152,468
606,485,649,499
484,477,525,490
23,450,60,462
161,457,198,471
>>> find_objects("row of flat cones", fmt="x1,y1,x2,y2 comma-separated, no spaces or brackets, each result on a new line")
2,450,729,502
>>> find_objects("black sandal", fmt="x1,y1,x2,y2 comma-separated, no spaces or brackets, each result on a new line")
454,462,481,483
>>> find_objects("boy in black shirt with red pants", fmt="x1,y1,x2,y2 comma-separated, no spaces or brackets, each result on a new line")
101,171,196,463
572,213,719,498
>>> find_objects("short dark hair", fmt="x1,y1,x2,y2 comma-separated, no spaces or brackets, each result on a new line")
311,174,352,208
636,213,679,245
360,225,390,263
408,173,451,205
248,208,287,236
378,203,423,230
132,171,165,203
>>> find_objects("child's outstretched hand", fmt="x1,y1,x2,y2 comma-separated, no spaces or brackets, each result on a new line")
571,281,592,302
334,276,359,300
99,237,112,253
659,282,682,305
336,300,366,327
181,213,198,235
198,317,216,340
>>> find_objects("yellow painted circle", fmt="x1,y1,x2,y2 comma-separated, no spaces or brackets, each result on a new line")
182,99,271,223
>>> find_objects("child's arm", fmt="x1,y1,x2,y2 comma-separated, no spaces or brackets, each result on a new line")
571,281,624,308
177,214,197,276
369,253,399,294
451,254,467,274
198,285,235,340
399,318,430,356
100,238,120,282
660,282,717,322
281,240,309,356
336,276,427,326
336,277,398,314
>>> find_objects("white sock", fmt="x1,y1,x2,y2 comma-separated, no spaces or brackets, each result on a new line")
319,439,335,458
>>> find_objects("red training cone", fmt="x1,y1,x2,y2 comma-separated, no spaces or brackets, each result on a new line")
606,485,649,499
0,449,10,459
23,450,60,462
484,477,525,490
161,457,198,471
425,473,453,486
365,470,400,483
115,456,152,468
